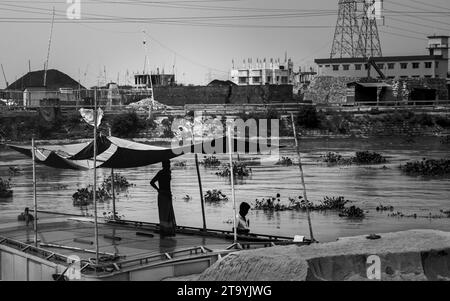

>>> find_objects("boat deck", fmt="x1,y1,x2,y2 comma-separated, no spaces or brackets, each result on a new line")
0,212,301,280
0,213,235,260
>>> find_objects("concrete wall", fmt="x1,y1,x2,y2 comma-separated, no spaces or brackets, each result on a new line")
153,85,293,106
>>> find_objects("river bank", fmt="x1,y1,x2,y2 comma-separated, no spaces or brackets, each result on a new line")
1,109,450,142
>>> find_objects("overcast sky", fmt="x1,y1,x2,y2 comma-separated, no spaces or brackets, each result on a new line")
0,0,449,87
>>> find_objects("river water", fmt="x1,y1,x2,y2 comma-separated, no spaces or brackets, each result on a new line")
0,137,449,242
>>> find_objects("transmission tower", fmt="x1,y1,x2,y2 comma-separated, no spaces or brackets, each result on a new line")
330,0,362,58
330,0,382,58
356,0,382,57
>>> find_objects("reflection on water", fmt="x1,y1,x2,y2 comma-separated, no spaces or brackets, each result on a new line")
0,137,449,242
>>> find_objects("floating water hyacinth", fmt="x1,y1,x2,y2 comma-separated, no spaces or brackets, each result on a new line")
200,156,221,168
204,189,228,203
400,158,450,177
0,178,12,198
321,151,387,165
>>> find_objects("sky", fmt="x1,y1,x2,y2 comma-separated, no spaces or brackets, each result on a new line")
0,0,449,88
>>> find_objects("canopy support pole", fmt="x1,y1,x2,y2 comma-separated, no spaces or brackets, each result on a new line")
191,125,207,231
31,138,38,247
195,154,207,231
290,113,315,242
93,88,99,266
228,126,237,244
111,168,116,220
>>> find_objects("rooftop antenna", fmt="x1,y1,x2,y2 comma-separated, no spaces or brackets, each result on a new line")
1,64,8,88
43,6,55,87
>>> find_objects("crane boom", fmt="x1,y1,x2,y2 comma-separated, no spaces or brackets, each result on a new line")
1,64,8,88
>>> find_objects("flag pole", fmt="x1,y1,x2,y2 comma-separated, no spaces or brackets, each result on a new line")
290,113,315,242
31,137,38,247
93,88,99,265
228,126,237,244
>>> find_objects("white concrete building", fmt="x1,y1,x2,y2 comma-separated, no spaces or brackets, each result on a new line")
230,58,294,85
314,36,449,80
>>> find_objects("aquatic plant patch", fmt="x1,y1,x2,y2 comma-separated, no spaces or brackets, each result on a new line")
253,195,365,219
173,161,187,168
400,159,450,176
200,156,221,168
215,162,252,178
276,156,294,166
72,185,111,206
204,189,228,203
338,206,365,218
103,173,133,191
321,151,387,165
0,177,12,198
376,204,394,211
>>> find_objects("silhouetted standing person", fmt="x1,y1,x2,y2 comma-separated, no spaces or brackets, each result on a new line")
150,160,176,237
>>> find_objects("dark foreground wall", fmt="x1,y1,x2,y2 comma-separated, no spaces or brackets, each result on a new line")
153,85,293,106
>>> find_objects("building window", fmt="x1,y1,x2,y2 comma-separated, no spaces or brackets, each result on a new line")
343,64,350,70
364,64,369,70
412,75,420,78
435,75,440,78
388,63,395,69
400,76,408,79
425,62,432,68
325,65,330,67
355,64,362,70
424,75,432,78
400,63,408,69
332,65,339,71
318,65,323,68
281,77,288,84
412,62,420,69
387,76,395,79
239,77,247,84
436,62,439,68
267,76,271,83
252,77,261,83
377,63,384,69
276,76,280,82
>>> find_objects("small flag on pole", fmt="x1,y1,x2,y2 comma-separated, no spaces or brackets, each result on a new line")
79,108,104,127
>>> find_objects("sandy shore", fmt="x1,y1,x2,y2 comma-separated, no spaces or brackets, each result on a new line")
194,229,450,281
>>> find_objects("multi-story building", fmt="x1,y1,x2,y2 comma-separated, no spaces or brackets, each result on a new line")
230,58,294,85
314,36,449,80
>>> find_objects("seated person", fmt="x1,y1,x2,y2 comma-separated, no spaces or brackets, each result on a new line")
235,202,251,235
17,207,34,226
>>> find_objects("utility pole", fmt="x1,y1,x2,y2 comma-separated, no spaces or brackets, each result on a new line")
43,7,55,87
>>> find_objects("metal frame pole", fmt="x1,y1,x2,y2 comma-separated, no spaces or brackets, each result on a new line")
111,168,116,220
93,88,99,265
31,138,38,246
228,126,237,244
291,113,315,242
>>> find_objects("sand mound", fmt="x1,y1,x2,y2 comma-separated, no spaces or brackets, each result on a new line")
126,98,172,111
198,229,450,281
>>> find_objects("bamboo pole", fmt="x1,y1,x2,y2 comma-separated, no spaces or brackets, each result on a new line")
191,125,207,231
195,154,207,231
228,126,237,244
31,138,38,247
93,88,99,265
290,113,315,242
